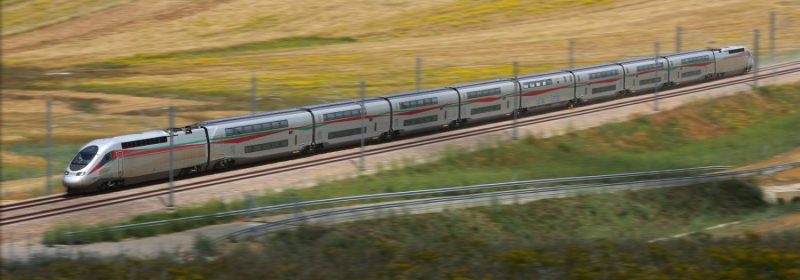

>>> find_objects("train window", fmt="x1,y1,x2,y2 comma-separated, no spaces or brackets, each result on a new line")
471,104,502,115
69,145,98,170
639,77,662,85
591,85,616,94
681,70,702,78
681,55,710,65
728,48,744,54
403,115,438,126
524,79,553,89
225,120,290,136
589,70,619,80
122,137,167,149
636,63,664,72
324,109,365,122
329,127,366,139
99,151,113,167
466,88,501,99
244,140,289,153
400,97,438,110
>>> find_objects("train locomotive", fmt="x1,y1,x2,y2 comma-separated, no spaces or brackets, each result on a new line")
63,46,753,193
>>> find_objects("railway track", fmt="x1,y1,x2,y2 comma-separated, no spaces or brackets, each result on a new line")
1,61,798,227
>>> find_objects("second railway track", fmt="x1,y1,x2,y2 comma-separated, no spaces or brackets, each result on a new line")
2,60,798,226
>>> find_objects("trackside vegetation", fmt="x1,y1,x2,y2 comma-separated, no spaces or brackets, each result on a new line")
42,83,800,244
10,182,800,279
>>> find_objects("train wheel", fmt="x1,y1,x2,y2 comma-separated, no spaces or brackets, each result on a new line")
98,180,120,192
214,159,234,170
380,131,394,141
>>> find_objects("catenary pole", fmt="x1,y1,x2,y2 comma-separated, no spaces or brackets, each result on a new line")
568,39,575,69
45,93,53,194
167,106,175,209
753,29,760,87
653,42,660,111
675,25,682,53
359,81,366,171
415,57,422,91
769,11,776,64
512,61,519,140
251,74,257,114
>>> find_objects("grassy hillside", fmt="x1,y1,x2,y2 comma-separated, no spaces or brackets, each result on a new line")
10,181,800,279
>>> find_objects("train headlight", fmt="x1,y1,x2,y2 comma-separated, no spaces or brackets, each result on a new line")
64,171,70,175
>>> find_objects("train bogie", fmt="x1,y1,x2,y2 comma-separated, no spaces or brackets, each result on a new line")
516,71,575,110
451,79,517,123
303,98,391,148
382,88,460,134
569,64,625,103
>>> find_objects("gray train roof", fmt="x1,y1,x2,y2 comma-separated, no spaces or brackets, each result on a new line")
301,97,387,110
381,88,455,99
517,70,571,80
102,130,169,143
615,57,668,64
449,78,513,88
566,63,622,72
197,108,307,126
663,49,711,57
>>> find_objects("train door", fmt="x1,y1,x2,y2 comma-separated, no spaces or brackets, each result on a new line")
113,150,124,178
581,75,588,98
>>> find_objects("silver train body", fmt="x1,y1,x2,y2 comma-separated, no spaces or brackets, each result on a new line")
63,46,753,193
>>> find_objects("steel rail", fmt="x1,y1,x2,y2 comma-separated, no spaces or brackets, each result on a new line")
1,61,798,226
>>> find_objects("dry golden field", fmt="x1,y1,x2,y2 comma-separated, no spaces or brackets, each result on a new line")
1,0,799,194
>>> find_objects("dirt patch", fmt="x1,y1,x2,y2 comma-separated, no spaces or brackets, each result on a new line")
745,213,800,235
728,147,800,185
651,108,730,140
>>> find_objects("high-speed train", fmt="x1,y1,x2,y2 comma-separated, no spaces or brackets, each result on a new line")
63,46,753,193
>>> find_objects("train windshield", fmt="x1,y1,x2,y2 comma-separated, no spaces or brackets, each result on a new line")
69,145,98,171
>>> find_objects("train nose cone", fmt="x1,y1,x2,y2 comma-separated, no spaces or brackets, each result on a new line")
62,174,89,189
